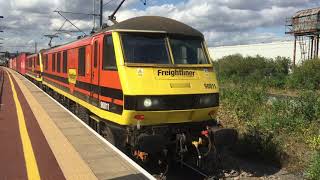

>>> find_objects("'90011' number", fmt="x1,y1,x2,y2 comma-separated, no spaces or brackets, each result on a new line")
204,83,216,89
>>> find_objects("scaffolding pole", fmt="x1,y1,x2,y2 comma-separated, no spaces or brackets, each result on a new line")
317,35,319,59
311,36,314,59
293,36,296,67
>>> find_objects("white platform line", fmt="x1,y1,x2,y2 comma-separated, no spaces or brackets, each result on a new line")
20,73,156,180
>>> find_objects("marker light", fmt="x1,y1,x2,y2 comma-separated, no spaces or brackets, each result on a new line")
134,114,145,121
135,114,145,130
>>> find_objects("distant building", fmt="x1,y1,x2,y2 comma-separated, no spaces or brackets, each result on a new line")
209,40,304,64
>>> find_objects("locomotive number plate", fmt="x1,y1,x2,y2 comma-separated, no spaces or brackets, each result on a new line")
204,83,217,89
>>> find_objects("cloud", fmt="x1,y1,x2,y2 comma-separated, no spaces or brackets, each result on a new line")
0,0,320,52
115,0,320,46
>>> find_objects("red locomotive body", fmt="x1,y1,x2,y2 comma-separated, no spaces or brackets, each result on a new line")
16,53,27,75
26,53,42,82
41,31,123,114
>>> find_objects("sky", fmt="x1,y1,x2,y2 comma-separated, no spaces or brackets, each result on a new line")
0,0,319,53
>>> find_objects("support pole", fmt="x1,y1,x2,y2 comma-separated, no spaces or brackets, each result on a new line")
93,0,96,29
293,36,296,68
308,37,311,60
316,35,319,59
313,35,318,59
100,0,103,27
35,42,37,53
311,36,314,59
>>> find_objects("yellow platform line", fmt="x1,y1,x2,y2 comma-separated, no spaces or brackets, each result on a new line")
6,71,41,180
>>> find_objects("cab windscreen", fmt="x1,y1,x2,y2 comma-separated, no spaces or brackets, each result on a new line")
121,33,171,64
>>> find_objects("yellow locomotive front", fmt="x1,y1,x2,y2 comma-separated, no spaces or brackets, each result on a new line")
102,16,236,175
115,31,219,126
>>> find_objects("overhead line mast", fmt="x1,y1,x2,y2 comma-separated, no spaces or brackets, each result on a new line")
100,0,103,27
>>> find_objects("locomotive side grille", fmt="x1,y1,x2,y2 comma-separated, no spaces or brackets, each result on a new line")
124,93,219,111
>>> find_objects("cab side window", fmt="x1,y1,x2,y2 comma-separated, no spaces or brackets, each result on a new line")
52,54,56,72
78,47,86,76
102,36,117,70
57,52,61,73
63,51,68,73
94,41,98,68
45,54,48,70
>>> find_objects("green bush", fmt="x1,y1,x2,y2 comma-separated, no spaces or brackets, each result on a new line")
258,99,305,134
220,85,266,121
220,86,320,172
287,59,320,90
297,91,320,121
306,152,320,180
215,55,290,88
216,55,320,175
254,91,320,135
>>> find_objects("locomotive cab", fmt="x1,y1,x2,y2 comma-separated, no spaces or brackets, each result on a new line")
114,31,220,126
103,16,220,128
100,17,234,174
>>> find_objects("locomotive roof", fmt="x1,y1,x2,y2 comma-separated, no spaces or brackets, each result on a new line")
104,16,204,38
43,16,204,53
27,53,38,58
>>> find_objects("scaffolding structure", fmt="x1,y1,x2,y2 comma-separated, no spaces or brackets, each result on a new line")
285,7,320,66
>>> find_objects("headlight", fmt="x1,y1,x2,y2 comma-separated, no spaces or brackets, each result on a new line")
198,94,219,108
138,97,162,110
200,96,212,105
143,98,152,107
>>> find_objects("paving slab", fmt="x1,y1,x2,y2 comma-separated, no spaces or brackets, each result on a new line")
8,68,151,180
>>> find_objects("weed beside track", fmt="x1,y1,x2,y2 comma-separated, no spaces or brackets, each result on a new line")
214,55,320,179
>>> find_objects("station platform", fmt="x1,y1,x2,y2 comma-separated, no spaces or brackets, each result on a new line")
0,67,154,180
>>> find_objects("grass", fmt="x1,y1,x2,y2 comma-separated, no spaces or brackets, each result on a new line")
306,152,320,180
215,55,320,178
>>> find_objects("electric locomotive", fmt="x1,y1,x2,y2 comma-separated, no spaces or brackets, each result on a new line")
37,16,236,175
25,53,43,86
15,53,27,75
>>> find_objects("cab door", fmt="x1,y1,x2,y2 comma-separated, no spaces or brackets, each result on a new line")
91,38,100,102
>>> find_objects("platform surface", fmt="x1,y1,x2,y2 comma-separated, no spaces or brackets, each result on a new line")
0,67,152,180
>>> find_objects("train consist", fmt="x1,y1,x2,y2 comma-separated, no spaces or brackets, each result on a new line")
9,16,236,176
